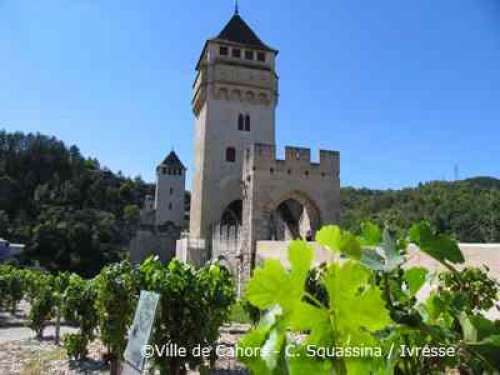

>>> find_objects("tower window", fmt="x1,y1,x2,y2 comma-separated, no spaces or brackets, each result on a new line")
169,187,174,195
226,147,236,162
257,52,266,62
219,46,228,56
244,115,251,131
162,167,167,174
168,203,173,210
245,50,254,60
238,114,244,131
232,48,241,58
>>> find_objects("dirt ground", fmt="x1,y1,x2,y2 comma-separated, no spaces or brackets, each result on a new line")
0,301,249,375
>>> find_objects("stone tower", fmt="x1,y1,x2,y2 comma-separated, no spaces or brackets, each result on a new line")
189,10,279,239
155,151,186,227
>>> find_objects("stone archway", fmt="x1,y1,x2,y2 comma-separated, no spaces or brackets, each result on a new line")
264,191,322,241
221,199,243,227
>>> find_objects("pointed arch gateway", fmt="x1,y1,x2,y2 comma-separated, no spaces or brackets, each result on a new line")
265,191,322,240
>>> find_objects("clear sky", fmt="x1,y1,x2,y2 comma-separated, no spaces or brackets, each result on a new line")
1,0,499,189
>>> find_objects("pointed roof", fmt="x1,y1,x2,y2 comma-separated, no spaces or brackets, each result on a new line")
160,151,186,170
214,14,274,51
195,12,277,70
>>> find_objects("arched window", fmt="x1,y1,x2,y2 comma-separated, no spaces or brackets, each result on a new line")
238,114,244,131
226,147,236,162
244,115,251,131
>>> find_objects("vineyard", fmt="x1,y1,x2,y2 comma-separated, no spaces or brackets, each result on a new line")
0,222,499,374
0,258,235,374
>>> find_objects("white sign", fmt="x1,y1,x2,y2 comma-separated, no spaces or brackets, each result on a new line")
123,290,160,373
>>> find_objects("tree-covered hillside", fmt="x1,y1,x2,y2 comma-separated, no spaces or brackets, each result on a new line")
1,130,498,275
0,130,152,276
341,177,500,243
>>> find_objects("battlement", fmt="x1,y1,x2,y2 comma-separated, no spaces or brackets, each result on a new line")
244,143,340,177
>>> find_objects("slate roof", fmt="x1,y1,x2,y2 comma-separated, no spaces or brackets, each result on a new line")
161,151,186,170
214,14,275,52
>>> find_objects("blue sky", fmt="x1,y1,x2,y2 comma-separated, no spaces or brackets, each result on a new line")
1,0,499,189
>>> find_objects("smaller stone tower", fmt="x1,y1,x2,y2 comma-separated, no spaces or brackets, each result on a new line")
155,151,186,227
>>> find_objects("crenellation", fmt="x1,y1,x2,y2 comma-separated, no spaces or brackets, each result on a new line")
285,146,310,162
319,149,340,174
246,144,340,178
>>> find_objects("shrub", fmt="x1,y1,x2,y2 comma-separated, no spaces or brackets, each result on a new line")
27,273,55,339
63,333,89,361
94,261,137,374
140,257,235,374
62,274,97,359
0,265,25,314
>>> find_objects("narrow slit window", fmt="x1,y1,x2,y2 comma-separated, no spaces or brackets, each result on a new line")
244,115,251,131
226,147,236,162
238,114,244,130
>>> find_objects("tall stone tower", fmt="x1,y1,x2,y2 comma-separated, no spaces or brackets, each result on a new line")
189,10,279,239
155,151,186,227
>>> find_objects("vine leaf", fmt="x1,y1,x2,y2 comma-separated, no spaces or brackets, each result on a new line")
288,240,314,293
324,261,393,345
246,241,313,312
316,226,362,260
287,345,333,375
404,267,428,296
409,222,465,265
467,335,500,369
245,260,289,310
358,222,383,246
360,229,405,272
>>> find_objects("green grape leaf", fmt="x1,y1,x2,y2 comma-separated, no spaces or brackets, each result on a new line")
324,261,392,345
409,222,465,265
404,267,428,296
360,229,404,272
358,222,383,246
469,315,500,341
345,357,386,375
288,240,314,294
286,345,333,375
360,249,386,272
246,242,314,313
245,260,289,310
467,334,500,369
288,301,330,333
238,308,284,375
316,226,362,260
237,326,273,375
381,229,405,270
